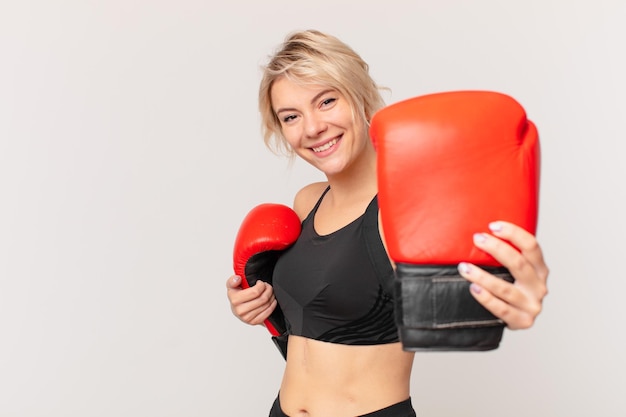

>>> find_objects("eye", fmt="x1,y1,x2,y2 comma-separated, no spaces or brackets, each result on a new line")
320,97,336,108
282,114,298,123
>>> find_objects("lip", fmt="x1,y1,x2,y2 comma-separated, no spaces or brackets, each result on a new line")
310,135,341,155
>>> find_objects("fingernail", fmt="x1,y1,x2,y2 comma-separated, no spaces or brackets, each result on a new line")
470,283,483,295
232,275,241,284
458,262,472,275
489,222,503,233
473,233,487,244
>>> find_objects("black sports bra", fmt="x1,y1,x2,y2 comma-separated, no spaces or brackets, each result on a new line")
272,187,399,345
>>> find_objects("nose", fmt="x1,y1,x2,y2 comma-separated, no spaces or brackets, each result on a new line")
304,113,327,139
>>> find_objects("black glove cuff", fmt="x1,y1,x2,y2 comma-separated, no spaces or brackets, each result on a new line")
271,332,289,360
394,264,514,351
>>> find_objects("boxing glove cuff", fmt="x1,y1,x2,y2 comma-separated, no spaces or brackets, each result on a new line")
271,333,289,360
394,264,514,351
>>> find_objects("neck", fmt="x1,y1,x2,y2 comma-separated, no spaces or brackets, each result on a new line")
325,143,378,206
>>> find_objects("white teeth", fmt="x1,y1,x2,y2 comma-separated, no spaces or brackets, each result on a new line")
313,138,338,153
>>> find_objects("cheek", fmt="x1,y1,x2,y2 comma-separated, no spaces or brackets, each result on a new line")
349,118,367,144
281,127,301,148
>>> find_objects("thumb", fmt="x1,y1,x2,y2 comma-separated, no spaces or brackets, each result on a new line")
226,275,242,289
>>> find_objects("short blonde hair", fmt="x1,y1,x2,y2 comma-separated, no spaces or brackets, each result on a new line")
259,30,387,157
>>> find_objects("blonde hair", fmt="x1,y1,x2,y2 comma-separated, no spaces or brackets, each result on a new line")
259,30,387,157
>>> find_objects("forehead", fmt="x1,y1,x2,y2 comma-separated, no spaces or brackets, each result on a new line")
271,77,337,108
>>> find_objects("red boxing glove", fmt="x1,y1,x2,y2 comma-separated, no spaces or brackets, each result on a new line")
370,90,540,350
232,203,301,357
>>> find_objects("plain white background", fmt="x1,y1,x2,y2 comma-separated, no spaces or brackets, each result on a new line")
1,1,624,416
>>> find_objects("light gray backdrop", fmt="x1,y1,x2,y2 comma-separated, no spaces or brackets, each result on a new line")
1,0,624,416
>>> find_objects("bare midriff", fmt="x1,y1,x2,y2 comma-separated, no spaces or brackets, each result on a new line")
278,335,415,417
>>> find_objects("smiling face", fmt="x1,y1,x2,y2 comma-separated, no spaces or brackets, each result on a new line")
271,77,372,177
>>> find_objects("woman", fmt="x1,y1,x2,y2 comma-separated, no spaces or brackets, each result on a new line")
226,29,549,417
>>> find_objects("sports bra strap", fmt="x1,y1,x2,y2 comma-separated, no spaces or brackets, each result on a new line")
362,196,395,298
308,185,331,218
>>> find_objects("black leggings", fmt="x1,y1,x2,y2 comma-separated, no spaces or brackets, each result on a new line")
268,395,416,417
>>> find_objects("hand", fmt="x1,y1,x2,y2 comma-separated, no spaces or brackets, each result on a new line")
226,275,278,326
457,221,549,330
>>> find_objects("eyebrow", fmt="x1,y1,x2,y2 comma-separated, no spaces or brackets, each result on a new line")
275,88,336,114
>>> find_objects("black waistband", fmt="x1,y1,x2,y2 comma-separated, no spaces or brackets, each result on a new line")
269,395,416,417
360,397,415,417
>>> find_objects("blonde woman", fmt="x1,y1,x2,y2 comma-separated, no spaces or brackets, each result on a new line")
226,30,549,417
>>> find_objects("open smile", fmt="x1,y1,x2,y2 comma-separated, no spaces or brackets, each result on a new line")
312,137,340,153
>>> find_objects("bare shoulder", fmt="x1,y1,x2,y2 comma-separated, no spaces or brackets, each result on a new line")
292,182,329,220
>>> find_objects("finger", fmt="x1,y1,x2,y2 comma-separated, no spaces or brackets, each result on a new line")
231,282,276,323
243,298,279,326
472,232,540,287
472,232,548,301
466,282,537,330
475,224,549,303
242,282,275,311
228,279,267,304
487,221,549,282
458,262,542,318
